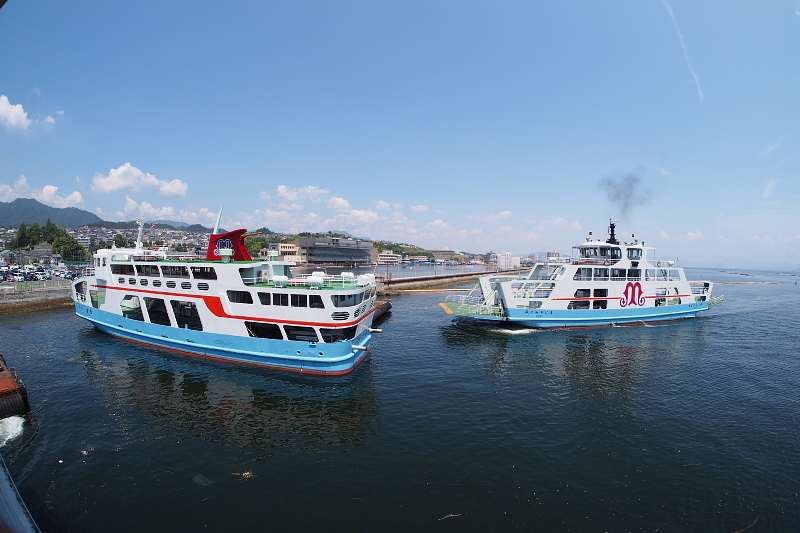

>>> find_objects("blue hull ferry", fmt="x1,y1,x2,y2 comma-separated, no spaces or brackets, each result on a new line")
441,220,723,328
72,219,379,375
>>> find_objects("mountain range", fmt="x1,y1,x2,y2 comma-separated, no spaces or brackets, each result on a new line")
0,198,103,228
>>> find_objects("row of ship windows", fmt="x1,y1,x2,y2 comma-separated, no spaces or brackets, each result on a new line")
572,268,682,281
115,294,358,342
110,263,218,279
114,278,376,309
227,287,377,309
118,277,210,290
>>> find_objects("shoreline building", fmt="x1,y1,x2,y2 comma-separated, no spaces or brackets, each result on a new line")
294,237,375,265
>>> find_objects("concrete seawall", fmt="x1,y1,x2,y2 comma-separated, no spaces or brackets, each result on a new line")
0,287,73,314
377,270,526,294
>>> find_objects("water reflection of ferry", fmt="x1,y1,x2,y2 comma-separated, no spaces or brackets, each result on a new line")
441,315,708,404
79,346,377,450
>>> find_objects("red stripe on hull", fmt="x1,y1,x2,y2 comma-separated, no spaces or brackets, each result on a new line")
93,283,375,328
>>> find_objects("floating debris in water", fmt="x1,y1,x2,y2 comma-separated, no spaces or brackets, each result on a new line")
193,474,212,487
232,471,256,481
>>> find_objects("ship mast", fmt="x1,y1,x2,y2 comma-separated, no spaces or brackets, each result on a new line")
606,219,619,245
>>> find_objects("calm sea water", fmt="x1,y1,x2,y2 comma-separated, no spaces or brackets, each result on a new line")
0,268,798,532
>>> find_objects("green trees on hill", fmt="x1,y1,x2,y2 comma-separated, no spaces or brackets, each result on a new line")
374,241,434,260
9,219,85,259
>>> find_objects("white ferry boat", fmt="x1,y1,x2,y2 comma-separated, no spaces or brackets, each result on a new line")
71,221,380,375
441,220,723,328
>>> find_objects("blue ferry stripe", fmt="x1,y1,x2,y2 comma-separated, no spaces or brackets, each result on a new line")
101,328,370,376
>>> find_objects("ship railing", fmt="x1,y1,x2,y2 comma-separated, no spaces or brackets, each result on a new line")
444,295,504,317
445,295,484,305
458,302,505,317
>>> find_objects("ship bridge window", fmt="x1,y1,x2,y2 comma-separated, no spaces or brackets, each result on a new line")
136,264,160,276
310,295,325,308
191,266,217,280
245,321,284,340
162,265,189,278
594,268,609,280
611,248,622,260
611,269,626,279
580,247,599,258
627,248,643,260
227,290,253,304
320,326,357,342
599,247,611,258
331,292,365,308
171,300,203,330
291,294,308,307
120,295,145,321
111,264,135,275
284,325,319,342
573,268,592,281
144,297,172,326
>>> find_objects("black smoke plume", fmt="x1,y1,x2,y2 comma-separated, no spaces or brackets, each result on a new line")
598,172,650,217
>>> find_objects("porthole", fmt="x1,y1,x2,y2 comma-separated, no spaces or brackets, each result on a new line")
181,282,191,290
152,280,162,287
140,279,148,286
166,281,176,288
198,282,209,291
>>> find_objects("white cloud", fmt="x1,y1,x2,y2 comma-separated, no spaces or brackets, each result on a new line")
411,205,429,212
659,229,703,241
0,175,83,207
763,179,777,198
259,191,272,201
116,196,176,220
376,200,391,210
276,202,304,211
324,209,382,227
159,179,189,197
32,185,83,208
0,95,33,130
276,185,329,202
178,207,219,227
0,176,32,201
327,196,352,211
427,219,451,229
91,163,188,197
467,211,512,222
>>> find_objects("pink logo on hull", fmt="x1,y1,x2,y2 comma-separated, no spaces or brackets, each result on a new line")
620,282,646,307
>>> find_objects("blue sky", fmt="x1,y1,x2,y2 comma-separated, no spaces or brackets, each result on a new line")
1,0,799,268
